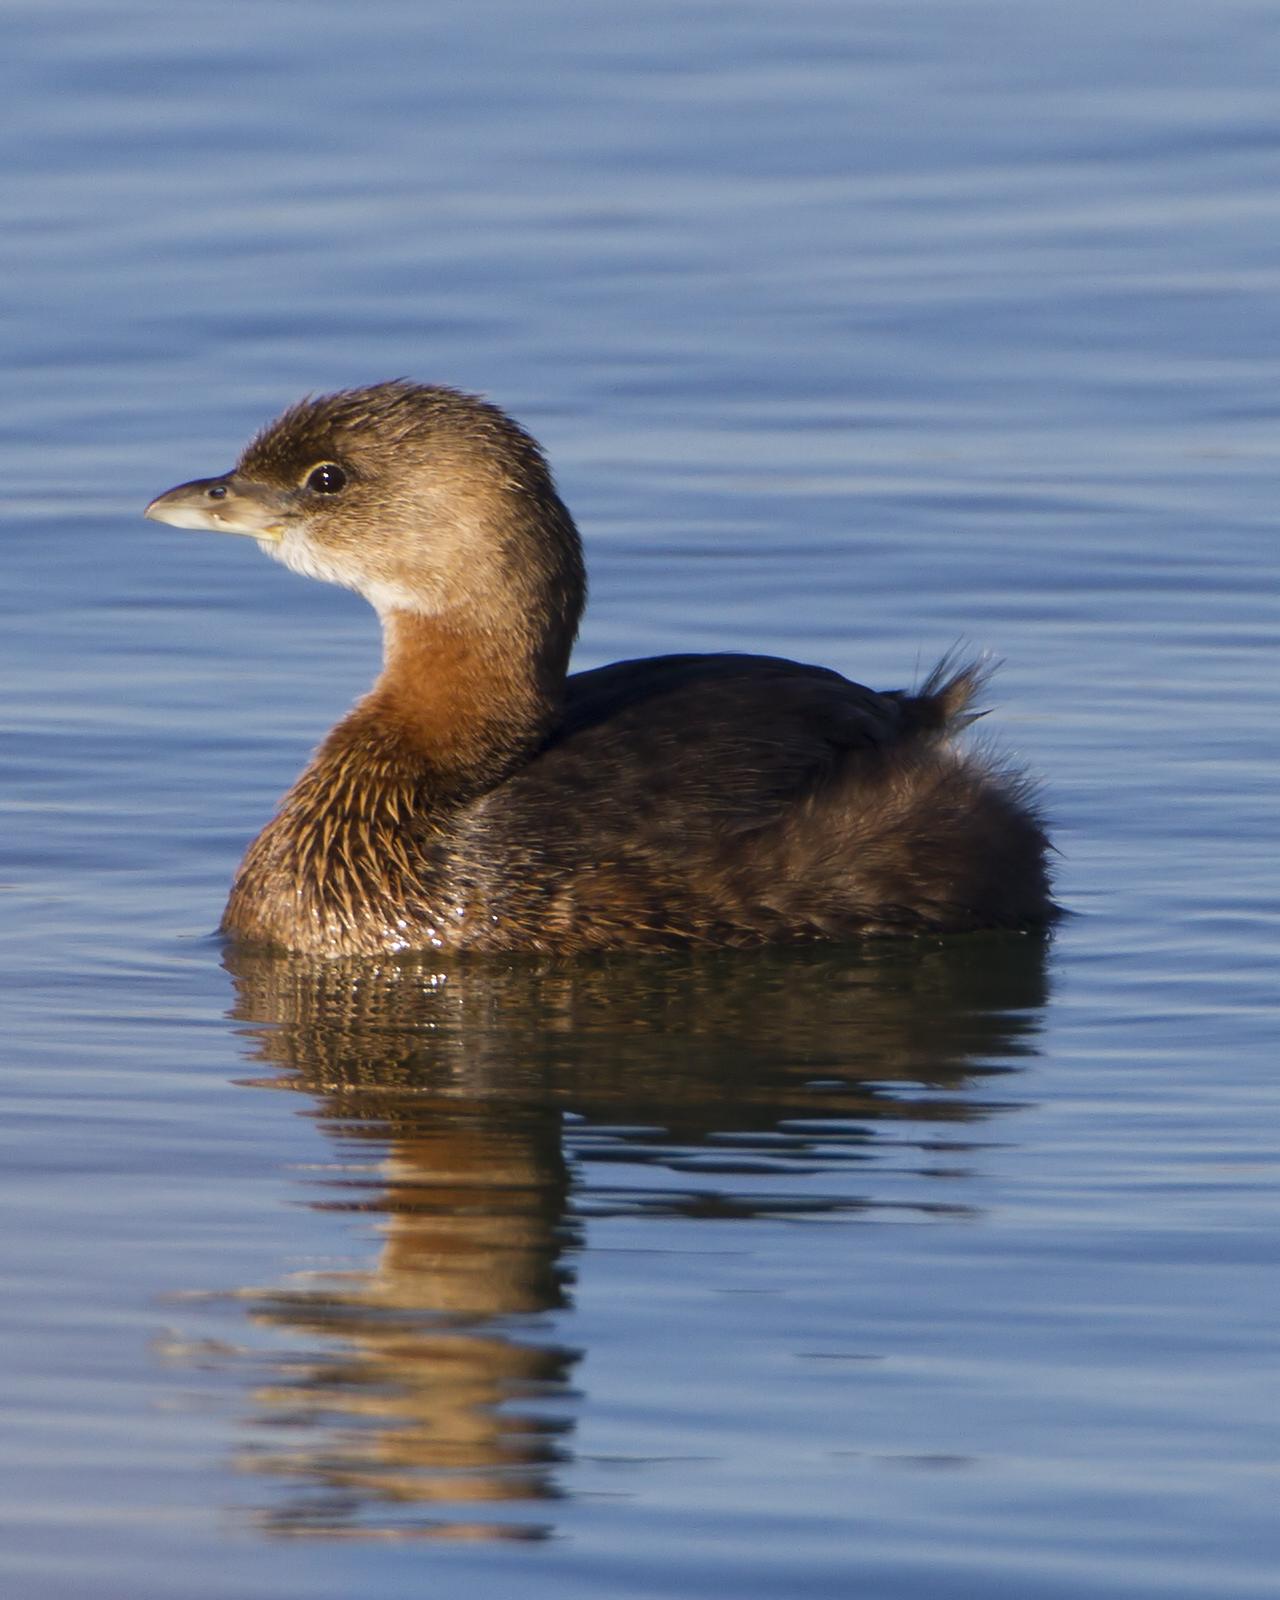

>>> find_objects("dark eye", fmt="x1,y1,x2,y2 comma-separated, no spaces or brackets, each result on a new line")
305,462,347,494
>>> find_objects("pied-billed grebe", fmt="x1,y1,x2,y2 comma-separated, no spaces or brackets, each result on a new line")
145,381,1053,956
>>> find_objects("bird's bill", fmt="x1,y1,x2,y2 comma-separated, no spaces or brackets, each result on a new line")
144,475,292,541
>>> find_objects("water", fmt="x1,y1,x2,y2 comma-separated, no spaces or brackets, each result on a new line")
2,1,1278,1595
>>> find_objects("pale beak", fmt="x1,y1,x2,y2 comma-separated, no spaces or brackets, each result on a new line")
144,474,294,541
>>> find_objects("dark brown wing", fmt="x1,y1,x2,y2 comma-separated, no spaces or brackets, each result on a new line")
435,655,910,940
542,652,909,837
432,653,1048,947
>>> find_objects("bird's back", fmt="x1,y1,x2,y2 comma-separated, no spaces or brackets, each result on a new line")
439,653,1053,949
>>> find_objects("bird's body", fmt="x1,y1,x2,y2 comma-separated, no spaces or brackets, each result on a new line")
146,382,1053,957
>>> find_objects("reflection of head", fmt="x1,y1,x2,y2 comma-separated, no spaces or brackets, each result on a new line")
209,938,1048,1539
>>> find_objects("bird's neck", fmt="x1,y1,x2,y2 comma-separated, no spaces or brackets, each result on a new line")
222,609,562,954
343,607,561,798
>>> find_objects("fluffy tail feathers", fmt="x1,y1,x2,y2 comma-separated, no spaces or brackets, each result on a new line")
893,651,998,738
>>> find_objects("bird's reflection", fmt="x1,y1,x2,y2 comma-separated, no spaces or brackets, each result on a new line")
196,937,1049,1540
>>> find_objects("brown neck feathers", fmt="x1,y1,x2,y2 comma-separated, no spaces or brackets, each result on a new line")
356,608,561,798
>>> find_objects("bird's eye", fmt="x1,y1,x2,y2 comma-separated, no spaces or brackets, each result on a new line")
305,462,347,494
206,484,228,500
